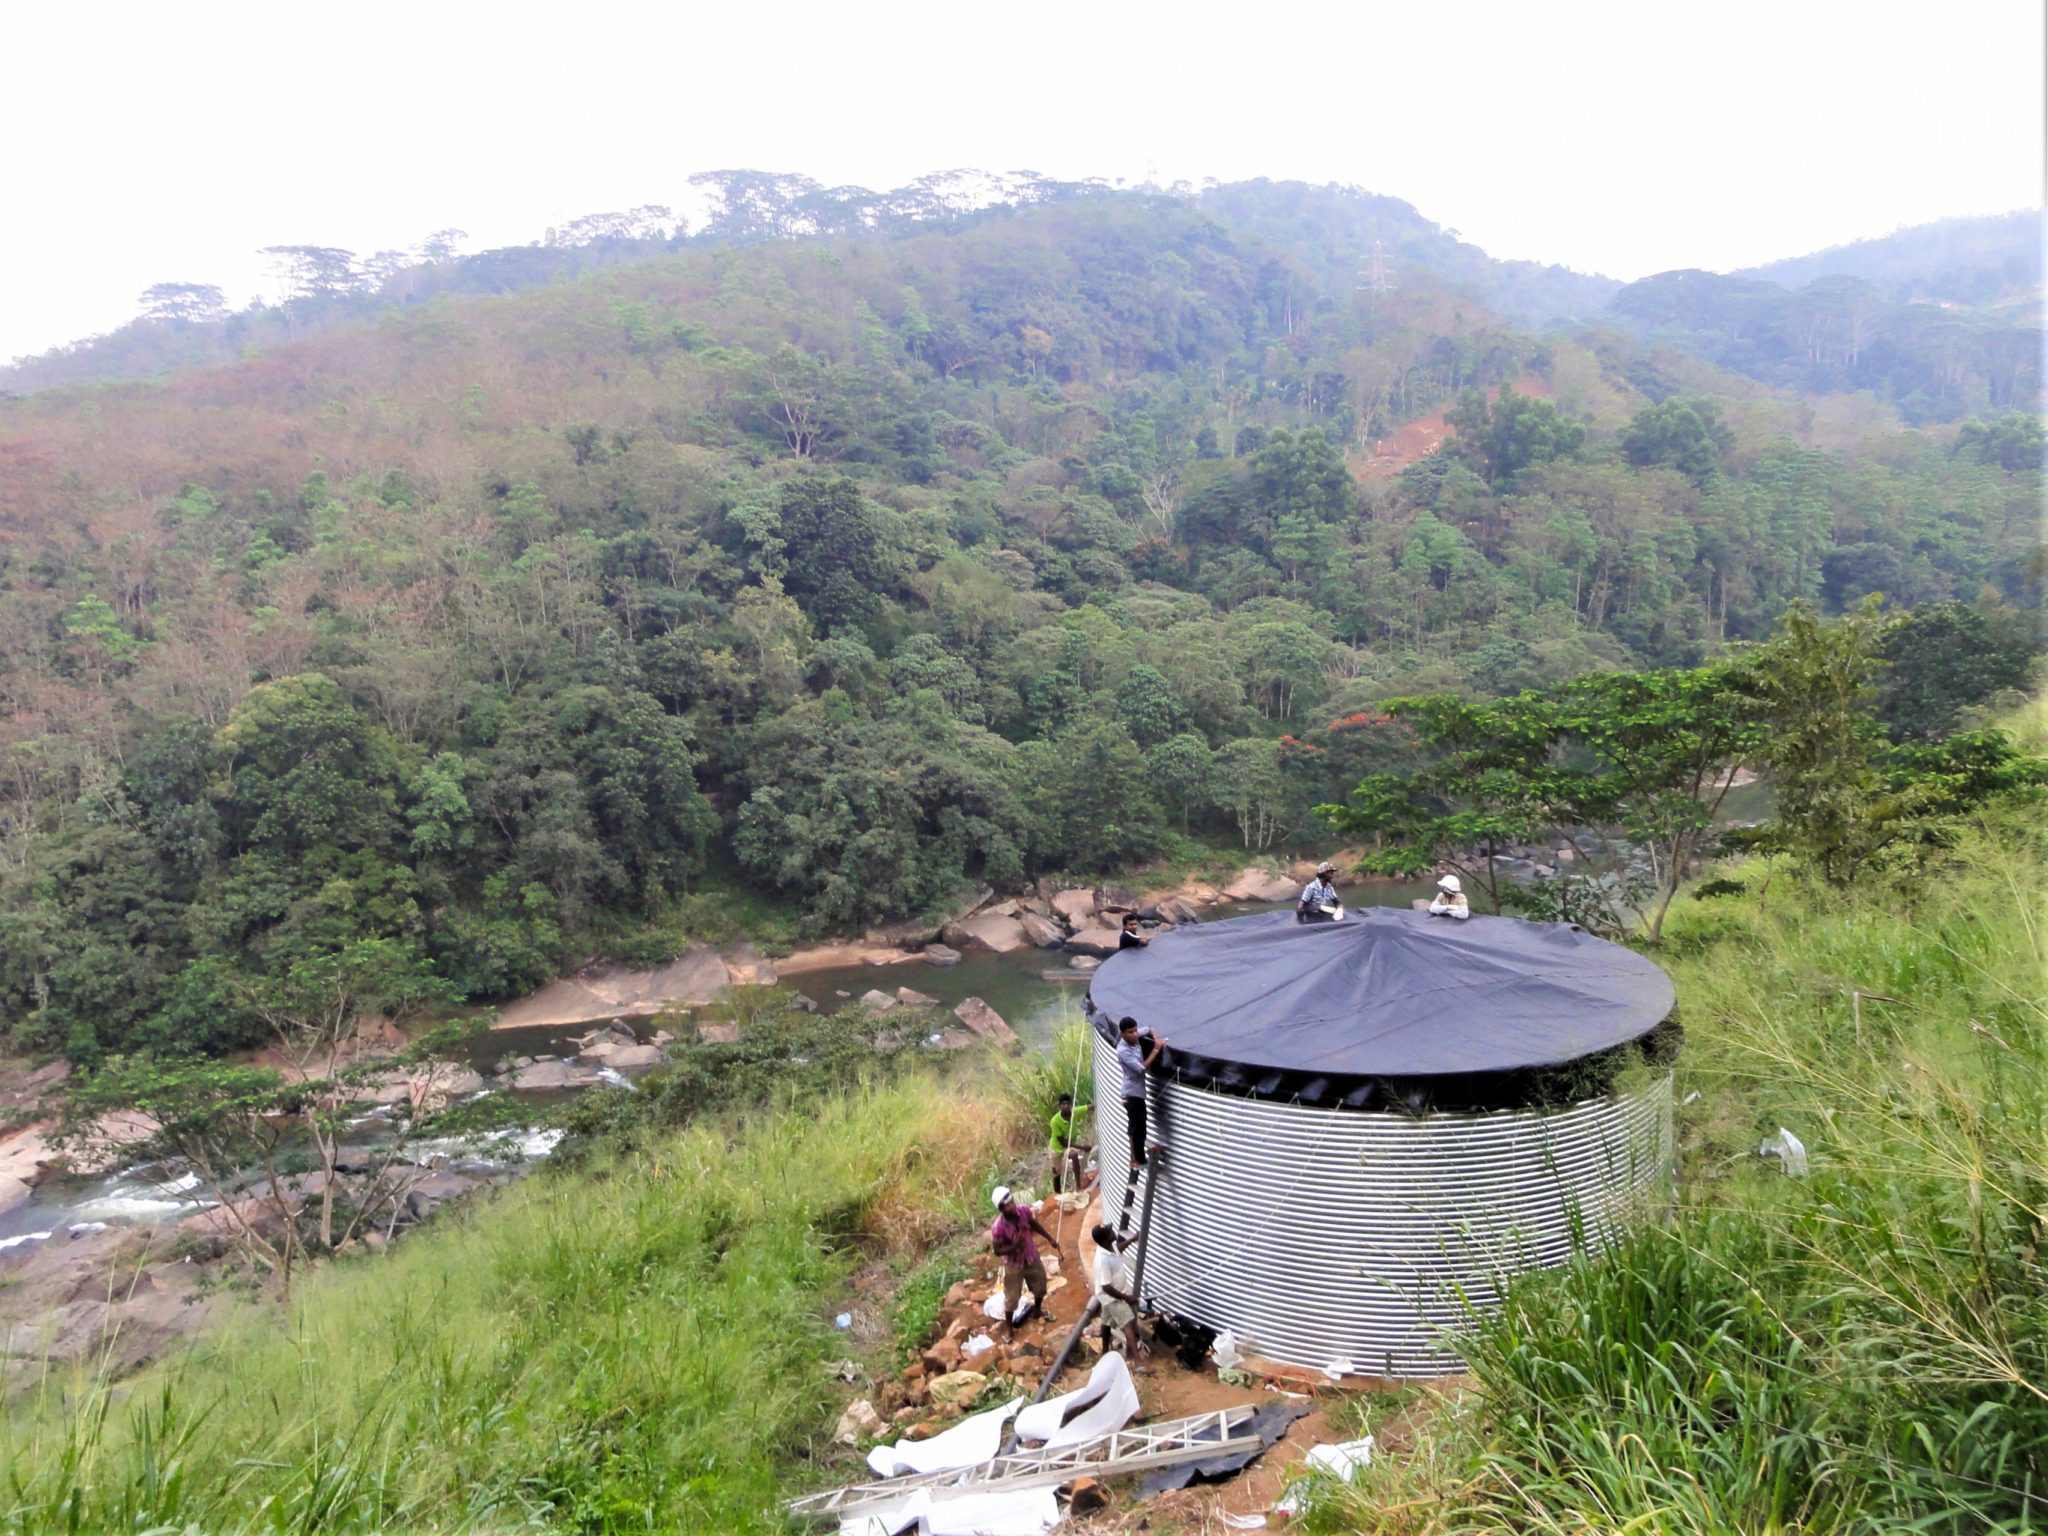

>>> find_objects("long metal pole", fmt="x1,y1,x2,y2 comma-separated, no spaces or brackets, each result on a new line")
996,1294,1098,1459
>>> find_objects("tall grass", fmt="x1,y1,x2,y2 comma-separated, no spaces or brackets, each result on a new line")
1306,806,2046,1534
0,1073,1025,1533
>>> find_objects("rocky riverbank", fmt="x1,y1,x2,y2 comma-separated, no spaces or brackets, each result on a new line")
486,858,1353,1032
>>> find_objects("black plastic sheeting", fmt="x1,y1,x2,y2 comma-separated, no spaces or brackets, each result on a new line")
1087,908,1678,1112
1136,1398,1313,1498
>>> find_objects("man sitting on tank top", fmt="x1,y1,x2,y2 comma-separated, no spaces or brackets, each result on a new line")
1429,873,1471,919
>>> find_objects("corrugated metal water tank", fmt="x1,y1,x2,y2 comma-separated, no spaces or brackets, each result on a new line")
1092,1038,1673,1376
1085,907,1679,1377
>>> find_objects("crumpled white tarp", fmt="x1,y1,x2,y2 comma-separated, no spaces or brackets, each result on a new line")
846,1341,1135,1533
839,1485,1060,1536
1013,1350,1138,1448
865,1397,1022,1480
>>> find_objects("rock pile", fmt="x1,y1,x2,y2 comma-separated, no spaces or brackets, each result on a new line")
868,869,1312,970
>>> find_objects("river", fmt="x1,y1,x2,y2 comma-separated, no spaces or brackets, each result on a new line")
2,879,1435,1250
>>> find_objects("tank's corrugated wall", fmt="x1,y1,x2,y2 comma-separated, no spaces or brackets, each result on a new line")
1092,1034,1674,1377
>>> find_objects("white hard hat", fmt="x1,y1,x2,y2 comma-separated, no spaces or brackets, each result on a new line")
991,1185,1012,1210
1438,874,1462,894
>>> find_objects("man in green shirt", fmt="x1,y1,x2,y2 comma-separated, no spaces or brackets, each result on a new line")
1048,1093,1090,1194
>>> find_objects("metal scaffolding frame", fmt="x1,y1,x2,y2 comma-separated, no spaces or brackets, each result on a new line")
786,1405,1262,1522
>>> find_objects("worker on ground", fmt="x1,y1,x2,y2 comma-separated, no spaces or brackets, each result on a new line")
1116,1017,1167,1171
1048,1092,1090,1194
1090,1222,1146,1357
989,1186,1057,1336
1429,873,1471,920
1297,861,1341,922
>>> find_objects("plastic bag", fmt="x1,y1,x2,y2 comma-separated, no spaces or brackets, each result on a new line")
1212,1329,1244,1370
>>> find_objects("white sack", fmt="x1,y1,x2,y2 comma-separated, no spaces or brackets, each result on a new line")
1013,1350,1138,1448
864,1398,1022,1480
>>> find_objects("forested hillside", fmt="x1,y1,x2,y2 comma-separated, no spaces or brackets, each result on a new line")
1,179,2038,1062
1607,210,2042,421
0,175,1613,394
1739,209,2040,303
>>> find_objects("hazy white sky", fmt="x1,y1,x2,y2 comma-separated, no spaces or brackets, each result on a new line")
8,0,2041,364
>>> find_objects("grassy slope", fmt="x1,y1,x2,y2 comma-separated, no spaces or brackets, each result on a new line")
1,1075,1029,1533
1308,781,2046,1531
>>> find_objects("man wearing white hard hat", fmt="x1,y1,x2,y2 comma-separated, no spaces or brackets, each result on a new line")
1428,873,1471,920
989,1186,1057,1336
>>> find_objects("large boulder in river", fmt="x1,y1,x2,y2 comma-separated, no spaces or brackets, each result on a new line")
865,917,943,949
1222,867,1300,903
582,1040,667,1071
952,998,1017,1046
896,986,941,1008
1141,896,1202,925
1064,927,1124,959
1018,912,1065,949
509,1058,603,1092
941,914,1031,953
495,947,731,1030
859,989,900,1012
354,1063,486,1108
573,1022,636,1052
1050,889,1097,926
403,1171,483,1220
922,944,962,967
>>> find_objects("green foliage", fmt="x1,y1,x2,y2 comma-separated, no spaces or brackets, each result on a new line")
1443,383,1585,484
734,699,1027,927
1876,600,2039,740
552,989,940,1162
1,1075,1023,1532
892,1250,975,1358
774,474,896,635
1735,598,2042,887
1618,395,1734,484
1610,261,2041,423
1325,663,1768,938
1300,808,2047,1535
1012,718,1164,872
1956,411,2046,472
1,180,2041,1063
1740,598,1901,885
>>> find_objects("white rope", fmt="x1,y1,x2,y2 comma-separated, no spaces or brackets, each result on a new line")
1050,1006,1091,1254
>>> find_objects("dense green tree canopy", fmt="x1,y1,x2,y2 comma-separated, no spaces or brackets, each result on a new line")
0,178,2038,1060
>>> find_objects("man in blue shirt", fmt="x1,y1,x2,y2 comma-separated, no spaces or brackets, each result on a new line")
1297,861,1341,922
1116,1017,1167,1172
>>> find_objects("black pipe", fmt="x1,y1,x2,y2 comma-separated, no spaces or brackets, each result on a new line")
1126,1150,1165,1309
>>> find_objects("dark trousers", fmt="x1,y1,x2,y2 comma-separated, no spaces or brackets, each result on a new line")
1123,1095,1148,1164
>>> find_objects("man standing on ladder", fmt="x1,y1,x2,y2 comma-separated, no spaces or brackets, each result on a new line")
1116,1017,1168,1172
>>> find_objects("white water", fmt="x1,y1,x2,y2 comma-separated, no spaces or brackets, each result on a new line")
399,1125,565,1168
